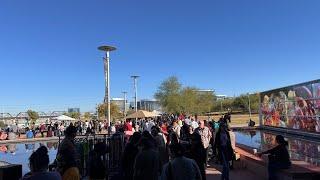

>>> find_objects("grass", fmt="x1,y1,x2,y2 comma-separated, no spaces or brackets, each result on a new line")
199,114,259,126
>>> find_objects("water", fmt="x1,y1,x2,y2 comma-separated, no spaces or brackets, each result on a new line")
234,130,320,167
0,141,58,175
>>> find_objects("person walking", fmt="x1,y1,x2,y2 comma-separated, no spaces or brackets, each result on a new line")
47,126,53,137
161,143,202,180
151,126,168,167
88,142,108,180
40,124,46,138
55,126,80,180
133,131,161,180
185,133,207,180
194,120,212,167
172,120,181,139
121,132,142,180
214,123,233,180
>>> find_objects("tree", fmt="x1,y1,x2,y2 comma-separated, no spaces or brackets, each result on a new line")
155,76,182,113
83,112,92,120
232,93,260,113
69,112,80,119
97,103,106,120
97,102,123,122
179,87,197,114
0,121,6,128
195,91,215,114
27,110,39,124
155,76,216,115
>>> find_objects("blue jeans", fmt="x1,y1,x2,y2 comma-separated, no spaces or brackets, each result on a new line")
220,147,229,180
268,162,290,180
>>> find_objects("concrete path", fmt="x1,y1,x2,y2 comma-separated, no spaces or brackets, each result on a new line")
206,163,258,180
0,137,60,144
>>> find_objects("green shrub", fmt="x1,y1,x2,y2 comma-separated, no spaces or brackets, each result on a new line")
0,121,6,128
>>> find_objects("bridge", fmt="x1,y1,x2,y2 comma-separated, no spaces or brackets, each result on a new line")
0,111,67,125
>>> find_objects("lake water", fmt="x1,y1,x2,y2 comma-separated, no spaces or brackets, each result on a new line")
0,141,58,175
234,129,320,167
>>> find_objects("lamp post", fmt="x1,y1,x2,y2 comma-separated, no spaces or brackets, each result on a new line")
248,93,252,119
131,75,139,121
122,91,127,118
98,45,116,127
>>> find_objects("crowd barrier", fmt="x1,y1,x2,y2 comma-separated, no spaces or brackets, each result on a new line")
54,133,125,178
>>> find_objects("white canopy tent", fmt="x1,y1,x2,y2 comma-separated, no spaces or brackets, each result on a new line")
152,110,162,116
125,110,160,119
52,115,76,121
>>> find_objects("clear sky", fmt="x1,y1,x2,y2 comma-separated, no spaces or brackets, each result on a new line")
1,0,320,114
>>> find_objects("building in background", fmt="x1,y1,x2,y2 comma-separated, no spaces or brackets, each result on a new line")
195,89,215,93
68,108,80,113
138,99,162,112
111,98,129,113
216,94,228,100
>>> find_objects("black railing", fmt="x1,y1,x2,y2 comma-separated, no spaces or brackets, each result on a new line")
55,133,125,178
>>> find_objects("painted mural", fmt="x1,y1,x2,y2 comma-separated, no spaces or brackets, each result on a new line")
261,80,320,133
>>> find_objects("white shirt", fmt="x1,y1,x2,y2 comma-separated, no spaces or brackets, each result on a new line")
146,121,155,132
184,118,191,126
191,121,199,129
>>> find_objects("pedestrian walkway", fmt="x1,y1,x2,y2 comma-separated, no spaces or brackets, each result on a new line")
0,136,59,144
206,163,258,180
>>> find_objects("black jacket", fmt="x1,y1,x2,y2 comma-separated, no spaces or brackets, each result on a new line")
214,130,234,162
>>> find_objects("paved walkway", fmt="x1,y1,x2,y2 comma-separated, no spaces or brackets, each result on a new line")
206,164,258,180
0,136,60,144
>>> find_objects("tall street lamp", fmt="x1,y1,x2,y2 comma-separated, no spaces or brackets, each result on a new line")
131,75,139,120
247,93,252,120
122,91,127,118
98,45,116,127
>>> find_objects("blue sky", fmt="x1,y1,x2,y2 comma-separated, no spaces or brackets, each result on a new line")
1,0,320,114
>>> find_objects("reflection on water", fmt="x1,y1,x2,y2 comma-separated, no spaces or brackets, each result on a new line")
234,130,320,167
0,141,58,175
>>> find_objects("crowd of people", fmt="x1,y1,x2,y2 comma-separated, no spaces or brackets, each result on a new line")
0,119,112,140
18,114,235,180
18,113,290,180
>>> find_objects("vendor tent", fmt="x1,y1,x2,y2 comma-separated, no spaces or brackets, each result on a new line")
125,110,160,119
152,110,162,116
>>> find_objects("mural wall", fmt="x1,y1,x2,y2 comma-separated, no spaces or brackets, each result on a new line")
260,80,320,133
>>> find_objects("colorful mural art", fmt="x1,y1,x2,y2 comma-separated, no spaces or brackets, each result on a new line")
260,80,320,133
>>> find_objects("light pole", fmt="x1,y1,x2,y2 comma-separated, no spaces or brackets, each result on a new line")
122,91,127,118
131,75,139,120
98,45,116,127
248,93,252,119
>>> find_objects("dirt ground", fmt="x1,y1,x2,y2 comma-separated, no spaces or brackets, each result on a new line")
198,114,259,126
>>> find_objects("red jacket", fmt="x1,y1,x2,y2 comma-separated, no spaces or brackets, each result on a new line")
124,122,133,131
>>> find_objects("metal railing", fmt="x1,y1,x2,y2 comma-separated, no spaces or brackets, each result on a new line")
55,133,125,178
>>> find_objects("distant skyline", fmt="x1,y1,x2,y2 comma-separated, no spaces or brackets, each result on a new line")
1,0,320,114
